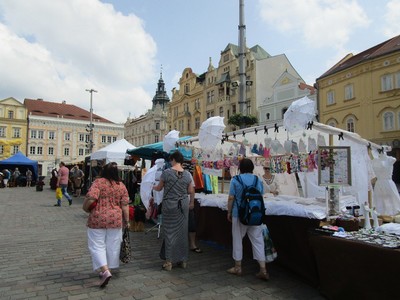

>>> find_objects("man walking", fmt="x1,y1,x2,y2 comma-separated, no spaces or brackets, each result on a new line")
55,162,73,206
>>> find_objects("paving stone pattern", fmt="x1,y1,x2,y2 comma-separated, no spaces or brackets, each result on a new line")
0,187,325,299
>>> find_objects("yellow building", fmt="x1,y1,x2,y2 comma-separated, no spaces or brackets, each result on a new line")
316,35,400,157
168,44,272,135
0,97,28,159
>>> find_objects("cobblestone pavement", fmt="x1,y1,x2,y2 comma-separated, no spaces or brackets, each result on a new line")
0,187,325,299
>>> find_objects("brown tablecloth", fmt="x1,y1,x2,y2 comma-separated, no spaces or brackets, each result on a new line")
264,215,321,286
194,201,321,286
309,234,400,300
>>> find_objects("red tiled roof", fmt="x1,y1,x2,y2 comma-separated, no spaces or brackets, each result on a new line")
318,35,400,79
24,98,113,123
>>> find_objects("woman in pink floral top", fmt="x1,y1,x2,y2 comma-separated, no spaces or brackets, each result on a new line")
83,162,130,288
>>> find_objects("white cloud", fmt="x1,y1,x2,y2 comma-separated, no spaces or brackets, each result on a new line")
0,0,157,123
383,0,400,37
258,0,370,50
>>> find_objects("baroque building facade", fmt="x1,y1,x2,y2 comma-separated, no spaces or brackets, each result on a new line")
0,97,28,158
167,43,316,135
24,98,124,176
316,35,400,157
125,72,170,146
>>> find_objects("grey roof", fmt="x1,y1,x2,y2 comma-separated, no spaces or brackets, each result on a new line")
222,43,270,60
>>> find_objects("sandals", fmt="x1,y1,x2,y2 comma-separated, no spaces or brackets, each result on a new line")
227,266,242,276
256,270,270,281
162,262,172,271
190,247,203,253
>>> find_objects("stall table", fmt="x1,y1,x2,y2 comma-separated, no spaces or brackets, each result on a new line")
309,233,400,300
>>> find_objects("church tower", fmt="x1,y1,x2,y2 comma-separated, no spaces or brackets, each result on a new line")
152,69,170,110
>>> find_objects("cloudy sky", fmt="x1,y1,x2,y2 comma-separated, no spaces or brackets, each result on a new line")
1,0,399,124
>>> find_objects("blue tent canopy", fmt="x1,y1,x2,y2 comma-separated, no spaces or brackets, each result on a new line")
126,136,192,161
0,151,39,180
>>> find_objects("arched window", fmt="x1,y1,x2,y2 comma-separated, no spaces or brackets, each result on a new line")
281,108,287,119
383,111,394,131
327,119,337,127
346,117,355,132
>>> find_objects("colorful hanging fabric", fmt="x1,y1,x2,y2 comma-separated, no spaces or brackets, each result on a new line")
193,165,204,189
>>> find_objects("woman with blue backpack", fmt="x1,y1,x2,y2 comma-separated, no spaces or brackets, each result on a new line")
226,158,269,281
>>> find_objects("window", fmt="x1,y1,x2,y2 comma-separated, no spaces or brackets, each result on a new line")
12,145,19,154
383,111,395,131
48,131,55,140
187,119,191,131
195,99,200,110
79,133,85,142
30,146,36,155
0,127,5,137
8,110,14,119
78,148,84,156
155,122,160,130
113,136,117,142
195,117,200,129
64,132,70,141
85,148,90,155
219,106,224,117
184,83,190,94
207,91,215,104
223,54,229,62
344,84,354,100
206,111,214,118
154,135,159,143
101,135,106,143
48,147,54,155
396,72,400,88
381,74,393,91
232,104,236,114
37,146,43,155
85,134,90,142
179,120,184,131
184,103,189,112
346,117,355,132
266,113,270,120
31,130,37,139
281,108,288,119
107,136,112,143
327,91,335,105
64,147,70,156
13,128,20,138
0,145,3,154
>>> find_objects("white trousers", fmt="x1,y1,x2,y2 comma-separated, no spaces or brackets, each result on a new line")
231,217,265,262
87,228,122,271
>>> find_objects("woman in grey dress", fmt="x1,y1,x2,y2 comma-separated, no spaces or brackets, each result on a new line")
153,150,195,271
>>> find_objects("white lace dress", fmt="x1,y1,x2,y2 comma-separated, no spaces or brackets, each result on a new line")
372,154,400,216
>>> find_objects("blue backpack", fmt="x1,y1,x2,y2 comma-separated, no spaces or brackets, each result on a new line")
235,175,265,226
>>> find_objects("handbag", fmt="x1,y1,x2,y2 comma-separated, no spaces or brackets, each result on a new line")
120,227,132,263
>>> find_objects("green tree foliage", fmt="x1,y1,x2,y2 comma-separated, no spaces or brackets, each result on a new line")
227,113,258,127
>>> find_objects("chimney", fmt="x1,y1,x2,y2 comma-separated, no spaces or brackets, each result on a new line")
37,98,43,101
62,100,66,104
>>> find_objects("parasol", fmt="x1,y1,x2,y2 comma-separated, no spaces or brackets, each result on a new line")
198,116,225,151
163,130,180,153
283,96,316,133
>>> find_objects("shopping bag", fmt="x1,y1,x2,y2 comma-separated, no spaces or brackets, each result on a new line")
55,187,62,200
119,228,132,263
261,224,278,262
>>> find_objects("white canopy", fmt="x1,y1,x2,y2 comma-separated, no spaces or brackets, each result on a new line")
90,139,136,164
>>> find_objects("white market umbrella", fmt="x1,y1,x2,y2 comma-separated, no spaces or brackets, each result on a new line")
163,130,180,153
283,96,316,133
198,116,225,151
140,165,157,210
